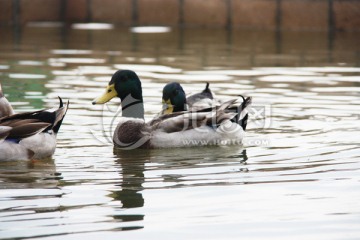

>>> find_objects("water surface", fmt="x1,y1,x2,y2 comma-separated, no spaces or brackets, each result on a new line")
0,25,359,239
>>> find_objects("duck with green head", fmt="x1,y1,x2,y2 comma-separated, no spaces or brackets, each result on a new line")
162,81,251,130
162,82,215,114
92,70,251,149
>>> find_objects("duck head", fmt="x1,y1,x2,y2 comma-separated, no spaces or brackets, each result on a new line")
92,70,144,119
92,70,143,105
162,82,187,114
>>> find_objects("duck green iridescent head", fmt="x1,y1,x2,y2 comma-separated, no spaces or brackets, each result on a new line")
92,70,143,105
162,82,187,114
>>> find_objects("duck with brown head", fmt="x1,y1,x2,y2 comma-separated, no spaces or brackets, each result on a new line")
0,83,69,161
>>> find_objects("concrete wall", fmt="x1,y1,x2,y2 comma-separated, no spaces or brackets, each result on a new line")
0,0,359,31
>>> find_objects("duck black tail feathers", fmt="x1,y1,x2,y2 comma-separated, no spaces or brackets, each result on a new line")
52,97,69,134
201,82,213,99
227,95,251,131
237,95,252,131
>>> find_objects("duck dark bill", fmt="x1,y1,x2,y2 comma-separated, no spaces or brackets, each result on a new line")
92,84,117,105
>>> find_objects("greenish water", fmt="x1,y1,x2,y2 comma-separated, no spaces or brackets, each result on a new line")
0,24,359,240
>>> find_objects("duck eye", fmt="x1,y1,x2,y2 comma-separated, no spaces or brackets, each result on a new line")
107,89,112,93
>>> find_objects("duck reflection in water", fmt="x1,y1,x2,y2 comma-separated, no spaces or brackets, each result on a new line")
0,158,60,189
111,146,248,206
110,149,149,227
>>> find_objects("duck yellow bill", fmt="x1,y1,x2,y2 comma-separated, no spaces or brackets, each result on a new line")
92,84,117,105
162,99,174,114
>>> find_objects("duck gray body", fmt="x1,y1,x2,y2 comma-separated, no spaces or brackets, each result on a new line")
93,70,252,150
186,82,214,109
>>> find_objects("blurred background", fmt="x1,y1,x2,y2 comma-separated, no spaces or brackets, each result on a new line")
0,0,360,31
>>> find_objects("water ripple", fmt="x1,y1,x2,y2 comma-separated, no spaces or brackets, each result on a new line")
0,26,359,239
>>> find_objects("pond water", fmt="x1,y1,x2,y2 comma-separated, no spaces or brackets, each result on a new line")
0,25,359,240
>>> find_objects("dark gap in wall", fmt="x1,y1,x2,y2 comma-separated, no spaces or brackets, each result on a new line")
12,0,20,26
12,0,21,45
226,0,232,30
275,0,282,54
275,0,282,32
87,0,92,22
328,0,335,31
132,0,138,26
328,0,335,61
60,0,66,22
179,0,184,27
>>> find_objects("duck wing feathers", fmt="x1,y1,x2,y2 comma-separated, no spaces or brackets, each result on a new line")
149,99,238,134
0,97,69,134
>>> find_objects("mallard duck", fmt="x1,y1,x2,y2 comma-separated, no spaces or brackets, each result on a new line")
92,70,251,149
0,83,69,161
162,82,214,114
162,81,251,130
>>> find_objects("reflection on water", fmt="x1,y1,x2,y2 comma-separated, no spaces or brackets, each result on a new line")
0,159,59,189
112,149,146,229
0,25,359,239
